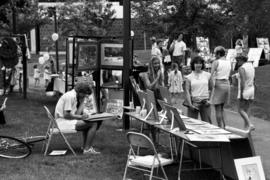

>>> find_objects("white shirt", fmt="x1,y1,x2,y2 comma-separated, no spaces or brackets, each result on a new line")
186,71,211,99
172,40,186,56
151,44,162,60
215,58,231,80
44,69,51,80
236,62,255,99
55,89,78,118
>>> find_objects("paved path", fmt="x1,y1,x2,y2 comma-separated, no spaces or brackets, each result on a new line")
224,109,270,179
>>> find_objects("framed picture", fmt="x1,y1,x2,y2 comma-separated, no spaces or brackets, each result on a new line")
234,156,265,180
101,43,123,67
77,42,98,70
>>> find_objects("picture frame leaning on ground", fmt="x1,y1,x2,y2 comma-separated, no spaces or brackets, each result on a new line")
234,156,266,180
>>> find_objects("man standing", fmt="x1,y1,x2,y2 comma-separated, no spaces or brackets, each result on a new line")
170,33,187,70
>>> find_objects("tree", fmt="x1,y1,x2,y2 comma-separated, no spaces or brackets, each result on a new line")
228,0,270,46
0,0,50,35
57,0,116,37
131,0,230,48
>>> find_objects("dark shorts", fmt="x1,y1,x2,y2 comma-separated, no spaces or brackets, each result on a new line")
172,55,185,69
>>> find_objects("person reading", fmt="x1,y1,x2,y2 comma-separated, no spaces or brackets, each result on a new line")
54,82,101,154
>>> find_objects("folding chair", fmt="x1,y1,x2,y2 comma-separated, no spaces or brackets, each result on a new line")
123,132,173,180
43,106,77,156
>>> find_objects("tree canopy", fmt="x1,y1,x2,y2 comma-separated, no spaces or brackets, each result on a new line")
57,0,116,37
0,0,50,35
131,0,270,48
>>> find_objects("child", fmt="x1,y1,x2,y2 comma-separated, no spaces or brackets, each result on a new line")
0,97,7,127
43,66,51,87
33,64,40,87
168,63,183,105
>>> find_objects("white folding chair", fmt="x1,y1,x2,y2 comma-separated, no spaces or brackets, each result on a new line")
123,132,173,180
43,106,77,156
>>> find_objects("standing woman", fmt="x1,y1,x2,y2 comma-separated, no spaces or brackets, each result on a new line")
234,56,255,131
210,46,231,128
185,56,212,123
139,56,164,145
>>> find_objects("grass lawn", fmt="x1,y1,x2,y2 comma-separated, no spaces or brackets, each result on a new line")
7,57,267,179
0,87,229,180
0,90,129,180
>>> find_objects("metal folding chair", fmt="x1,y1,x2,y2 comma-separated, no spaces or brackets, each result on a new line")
123,132,173,180
43,106,77,156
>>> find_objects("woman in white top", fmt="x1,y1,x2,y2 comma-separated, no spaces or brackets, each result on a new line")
234,56,255,131
185,56,212,123
210,46,231,128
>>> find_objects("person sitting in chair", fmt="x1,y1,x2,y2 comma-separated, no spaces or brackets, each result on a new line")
55,82,101,154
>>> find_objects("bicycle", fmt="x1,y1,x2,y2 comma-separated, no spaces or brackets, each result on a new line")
0,135,47,159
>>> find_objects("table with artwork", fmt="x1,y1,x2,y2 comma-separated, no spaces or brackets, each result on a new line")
126,110,255,180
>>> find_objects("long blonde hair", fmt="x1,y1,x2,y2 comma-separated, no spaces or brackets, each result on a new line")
148,57,164,86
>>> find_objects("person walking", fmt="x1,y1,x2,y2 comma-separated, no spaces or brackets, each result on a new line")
234,55,255,131
210,46,231,128
168,63,183,105
184,56,212,123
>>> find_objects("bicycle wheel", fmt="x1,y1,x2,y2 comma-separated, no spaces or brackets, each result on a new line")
0,136,31,159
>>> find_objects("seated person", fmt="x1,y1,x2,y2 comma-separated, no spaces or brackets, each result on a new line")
54,82,101,154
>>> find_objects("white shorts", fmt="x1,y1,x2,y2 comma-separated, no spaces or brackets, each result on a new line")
56,118,78,130
242,87,255,100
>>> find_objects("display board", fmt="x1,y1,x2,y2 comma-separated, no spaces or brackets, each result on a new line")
196,36,210,59
256,37,270,54
247,48,264,67
226,49,237,62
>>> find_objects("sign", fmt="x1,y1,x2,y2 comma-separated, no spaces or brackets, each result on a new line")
226,49,237,62
256,38,270,54
196,37,210,60
106,99,123,118
247,48,264,67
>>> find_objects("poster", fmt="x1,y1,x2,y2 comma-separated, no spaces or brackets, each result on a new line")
247,48,264,67
196,37,210,59
226,49,237,62
101,43,123,67
106,99,123,118
256,38,270,54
